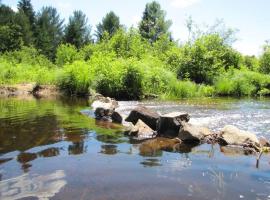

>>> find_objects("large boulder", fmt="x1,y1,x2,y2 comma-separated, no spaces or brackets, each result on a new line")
218,125,260,147
178,122,213,142
128,119,156,139
157,112,190,138
125,106,159,130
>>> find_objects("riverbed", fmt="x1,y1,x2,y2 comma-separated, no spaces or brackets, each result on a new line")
0,97,270,200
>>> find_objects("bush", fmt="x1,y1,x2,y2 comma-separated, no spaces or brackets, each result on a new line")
177,34,241,84
57,61,92,95
56,44,82,67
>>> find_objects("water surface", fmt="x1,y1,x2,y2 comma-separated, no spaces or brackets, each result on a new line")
0,97,270,200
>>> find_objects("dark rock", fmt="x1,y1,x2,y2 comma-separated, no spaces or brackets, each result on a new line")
125,106,160,130
111,111,123,124
157,112,190,137
218,125,260,148
178,122,213,142
129,119,156,139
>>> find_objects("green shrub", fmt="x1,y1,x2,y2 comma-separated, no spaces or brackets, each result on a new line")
57,61,91,95
56,44,82,67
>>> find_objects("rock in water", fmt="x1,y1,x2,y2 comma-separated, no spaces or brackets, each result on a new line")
178,122,213,142
157,112,190,137
139,137,181,156
129,119,156,139
125,106,160,130
218,125,260,147
91,98,118,120
111,111,123,124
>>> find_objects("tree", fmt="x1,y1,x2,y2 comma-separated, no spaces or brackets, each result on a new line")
0,4,16,25
259,42,270,74
0,24,22,52
35,6,64,60
139,1,172,43
64,10,91,49
17,0,35,29
0,4,23,53
15,11,33,46
96,11,121,41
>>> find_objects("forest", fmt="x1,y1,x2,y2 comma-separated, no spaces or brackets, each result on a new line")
1,0,270,99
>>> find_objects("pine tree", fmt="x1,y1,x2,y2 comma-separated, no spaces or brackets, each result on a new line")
96,11,121,41
35,6,64,60
64,10,91,48
139,1,172,43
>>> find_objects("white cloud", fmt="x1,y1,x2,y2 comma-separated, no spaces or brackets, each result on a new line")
170,0,201,8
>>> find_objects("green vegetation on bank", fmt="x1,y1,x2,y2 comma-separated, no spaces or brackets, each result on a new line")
0,0,270,99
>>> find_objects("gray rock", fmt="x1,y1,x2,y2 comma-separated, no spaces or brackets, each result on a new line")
129,119,156,139
125,106,160,130
178,122,213,142
157,112,190,137
218,125,260,147
91,98,118,120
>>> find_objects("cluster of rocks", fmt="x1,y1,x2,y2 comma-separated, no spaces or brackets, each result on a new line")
91,96,270,153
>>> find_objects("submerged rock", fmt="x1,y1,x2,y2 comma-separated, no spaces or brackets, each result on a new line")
178,122,213,142
139,137,181,156
125,106,160,130
220,145,255,156
218,125,260,148
128,119,156,139
259,136,270,147
157,112,190,137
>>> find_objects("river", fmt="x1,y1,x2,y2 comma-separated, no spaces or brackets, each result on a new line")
0,96,270,200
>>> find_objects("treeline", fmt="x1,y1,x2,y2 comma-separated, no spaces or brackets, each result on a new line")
0,0,270,99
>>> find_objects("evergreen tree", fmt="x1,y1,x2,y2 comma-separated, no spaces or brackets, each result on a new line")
64,10,91,49
96,11,121,41
0,4,16,25
17,0,35,29
0,4,23,52
35,6,64,60
139,1,172,43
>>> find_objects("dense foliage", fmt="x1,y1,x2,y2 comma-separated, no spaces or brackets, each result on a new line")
0,0,269,99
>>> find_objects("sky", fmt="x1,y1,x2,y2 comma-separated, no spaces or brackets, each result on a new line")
3,0,270,56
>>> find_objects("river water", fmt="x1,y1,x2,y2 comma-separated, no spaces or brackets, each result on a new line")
0,97,270,200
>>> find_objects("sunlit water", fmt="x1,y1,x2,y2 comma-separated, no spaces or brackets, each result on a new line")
0,97,270,200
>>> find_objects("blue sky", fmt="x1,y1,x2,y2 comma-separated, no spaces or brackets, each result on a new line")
3,0,270,55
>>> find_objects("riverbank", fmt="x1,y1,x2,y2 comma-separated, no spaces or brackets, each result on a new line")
0,84,62,98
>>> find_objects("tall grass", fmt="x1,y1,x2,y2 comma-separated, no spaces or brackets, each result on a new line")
215,70,270,97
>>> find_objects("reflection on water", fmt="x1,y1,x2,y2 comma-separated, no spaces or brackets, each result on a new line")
0,170,66,200
0,97,270,200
